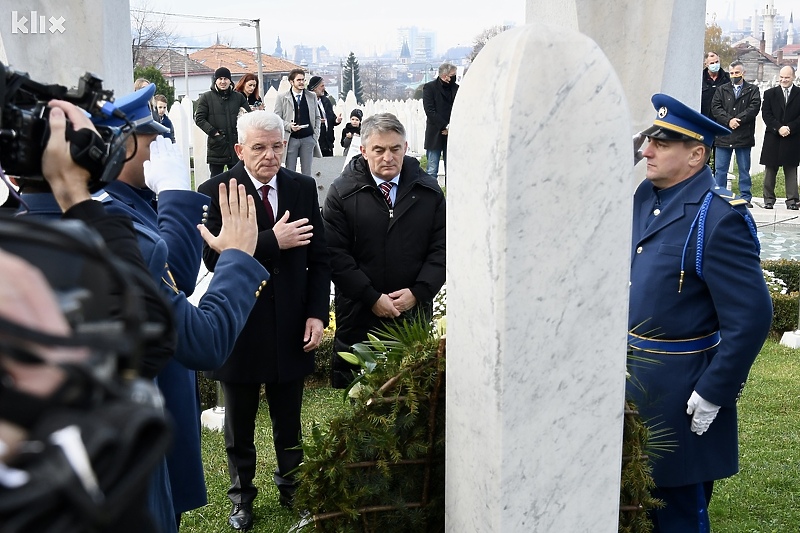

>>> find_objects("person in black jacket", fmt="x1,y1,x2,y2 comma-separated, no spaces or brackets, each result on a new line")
308,75,341,157
322,112,446,388
701,52,730,118
710,61,761,206
195,67,250,177
422,63,458,179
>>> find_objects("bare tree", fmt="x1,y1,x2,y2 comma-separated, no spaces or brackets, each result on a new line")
361,61,394,101
130,0,176,69
468,25,512,64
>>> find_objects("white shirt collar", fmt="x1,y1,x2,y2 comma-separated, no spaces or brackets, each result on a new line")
244,165,277,192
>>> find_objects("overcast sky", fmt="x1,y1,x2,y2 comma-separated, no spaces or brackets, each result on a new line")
137,0,525,58
706,1,800,22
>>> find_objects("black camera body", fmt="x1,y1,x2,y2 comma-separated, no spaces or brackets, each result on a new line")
0,61,126,186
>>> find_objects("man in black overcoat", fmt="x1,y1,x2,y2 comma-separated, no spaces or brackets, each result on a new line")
422,62,458,179
199,110,331,531
760,65,800,209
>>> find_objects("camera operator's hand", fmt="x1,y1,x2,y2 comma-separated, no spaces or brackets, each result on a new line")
41,100,99,211
143,136,190,194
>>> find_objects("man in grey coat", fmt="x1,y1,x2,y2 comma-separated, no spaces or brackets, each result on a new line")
274,68,321,176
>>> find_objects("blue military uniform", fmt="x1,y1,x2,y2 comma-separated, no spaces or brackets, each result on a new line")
628,94,772,532
91,86,270,522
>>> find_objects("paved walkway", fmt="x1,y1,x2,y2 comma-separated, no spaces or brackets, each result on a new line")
747,196,800,229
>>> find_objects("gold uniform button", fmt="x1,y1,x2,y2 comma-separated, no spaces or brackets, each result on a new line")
653,209,661,216
203,205,209,211
261,280,267,287
636,246,643,254
255,290,260,298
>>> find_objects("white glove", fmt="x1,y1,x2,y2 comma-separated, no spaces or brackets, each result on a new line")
686,390,721,435
143,135,190,194
633,132,645,166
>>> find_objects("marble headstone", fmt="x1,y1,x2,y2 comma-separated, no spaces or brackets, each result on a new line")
528,0,705,135
0,0,132,97
446,24,631,532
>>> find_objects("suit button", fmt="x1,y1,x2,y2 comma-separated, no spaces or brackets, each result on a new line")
636,246,643,254
203,205,209,211
274,267,280,274
255,290,260,298
261,280,267,287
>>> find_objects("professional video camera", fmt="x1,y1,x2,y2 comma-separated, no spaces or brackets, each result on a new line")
0,215,173,532
0,61,130,189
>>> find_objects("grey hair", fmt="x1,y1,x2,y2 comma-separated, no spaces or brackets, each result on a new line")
438,62,456,76
729,60,744,71
360,113,406,145
237,111,284,143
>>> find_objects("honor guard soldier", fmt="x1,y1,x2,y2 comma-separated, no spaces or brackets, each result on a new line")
628,93,773,533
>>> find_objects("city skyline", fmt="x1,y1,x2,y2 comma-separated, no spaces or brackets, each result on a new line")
138,0,524,59
707,0,800,23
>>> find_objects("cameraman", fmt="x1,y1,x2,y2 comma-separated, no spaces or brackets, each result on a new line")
0,100,174,532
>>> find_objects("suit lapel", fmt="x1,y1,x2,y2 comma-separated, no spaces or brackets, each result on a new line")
276,169,300,222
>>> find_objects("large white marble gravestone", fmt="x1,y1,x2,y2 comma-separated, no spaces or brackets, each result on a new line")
446,24,632,532
0,0,132,97
528,0,705,137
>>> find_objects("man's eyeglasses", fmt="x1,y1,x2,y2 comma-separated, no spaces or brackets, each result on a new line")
245,143,285,156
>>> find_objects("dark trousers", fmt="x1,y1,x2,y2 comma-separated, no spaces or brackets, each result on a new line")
222,379,305,504
763,165,799,206
650,481,714,533
209,163,232,179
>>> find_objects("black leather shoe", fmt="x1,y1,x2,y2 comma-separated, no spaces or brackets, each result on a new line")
745,202,754,208
764,204,774,209
279,493,294,509
789,204,799,211
228,503,253,530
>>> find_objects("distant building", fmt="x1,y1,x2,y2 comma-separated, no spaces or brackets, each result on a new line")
397,27,437,61
135,47,213,102
189,43,302,94
735,43,783,83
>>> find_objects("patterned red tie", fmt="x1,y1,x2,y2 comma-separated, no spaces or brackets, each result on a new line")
261,184,275,226
379,181,394,208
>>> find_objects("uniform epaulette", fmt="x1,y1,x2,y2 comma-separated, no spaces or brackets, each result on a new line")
710,187,747,207
709,187,759,252
92,191,112,204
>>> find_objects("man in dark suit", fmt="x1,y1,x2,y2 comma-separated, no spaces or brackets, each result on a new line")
629,94,772,532
422,62,458,179
199,110,331,531
760,65,800,209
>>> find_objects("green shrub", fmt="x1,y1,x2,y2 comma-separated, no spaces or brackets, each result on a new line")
771,292,799,334
762,259,800,293
197,372,218,410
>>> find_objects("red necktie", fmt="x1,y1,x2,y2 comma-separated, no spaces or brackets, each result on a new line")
378,181,393,208
261,184,275,226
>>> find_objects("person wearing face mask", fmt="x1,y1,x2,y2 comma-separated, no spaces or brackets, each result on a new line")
701,52,730,119
710,61,761,207
422,62,459,180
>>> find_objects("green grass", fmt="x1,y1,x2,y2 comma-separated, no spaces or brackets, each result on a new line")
181,387,349,532
708,339,800,532
179,340,800,532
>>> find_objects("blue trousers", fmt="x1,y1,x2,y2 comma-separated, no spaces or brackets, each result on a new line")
650,481,714,533
713,147,751,201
